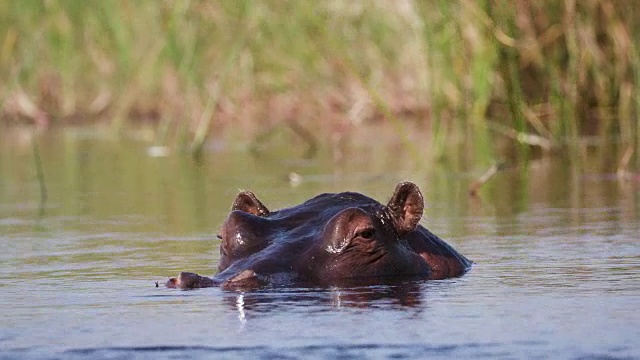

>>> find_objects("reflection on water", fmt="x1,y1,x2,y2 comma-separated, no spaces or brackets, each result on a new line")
1,127,639,359
225,281,425,316
236,293,247,330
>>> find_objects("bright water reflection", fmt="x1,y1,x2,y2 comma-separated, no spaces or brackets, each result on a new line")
1,128,639,359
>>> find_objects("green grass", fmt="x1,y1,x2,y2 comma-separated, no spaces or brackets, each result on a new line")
1,1,638,167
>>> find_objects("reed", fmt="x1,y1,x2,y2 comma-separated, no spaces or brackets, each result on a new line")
31,132,47,219
1,1,638,166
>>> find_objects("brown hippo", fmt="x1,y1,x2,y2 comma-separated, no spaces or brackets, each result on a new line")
166,182,471,289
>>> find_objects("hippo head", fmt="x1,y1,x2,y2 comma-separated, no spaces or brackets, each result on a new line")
216,182,433,287
166,182,470,289
298,182,431,282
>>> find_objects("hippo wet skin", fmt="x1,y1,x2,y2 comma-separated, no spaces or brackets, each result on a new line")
166,182,472,289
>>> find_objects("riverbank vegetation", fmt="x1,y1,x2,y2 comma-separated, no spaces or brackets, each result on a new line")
1,1,639,168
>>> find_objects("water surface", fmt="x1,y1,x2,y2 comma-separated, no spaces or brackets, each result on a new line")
1,128,639,359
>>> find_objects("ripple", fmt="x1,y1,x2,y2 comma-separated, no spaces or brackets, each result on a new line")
0,342,622,360
49,343,503,360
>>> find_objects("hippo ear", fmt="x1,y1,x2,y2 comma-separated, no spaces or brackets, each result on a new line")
232,191,270,216
386,182,424,236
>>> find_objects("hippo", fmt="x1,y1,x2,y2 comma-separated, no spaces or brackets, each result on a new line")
166,182,472,289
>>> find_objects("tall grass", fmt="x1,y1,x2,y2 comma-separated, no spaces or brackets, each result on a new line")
0,1,638,165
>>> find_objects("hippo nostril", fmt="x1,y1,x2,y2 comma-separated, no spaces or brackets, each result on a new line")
218,210,272,268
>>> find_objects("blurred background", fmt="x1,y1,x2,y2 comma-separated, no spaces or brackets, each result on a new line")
2,3,639,358
1,0,638,169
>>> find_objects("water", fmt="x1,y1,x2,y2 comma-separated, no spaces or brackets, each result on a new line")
1,127,639,359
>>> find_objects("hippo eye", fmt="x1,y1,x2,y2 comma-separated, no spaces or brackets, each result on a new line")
357,229,375,240
216,234,223,239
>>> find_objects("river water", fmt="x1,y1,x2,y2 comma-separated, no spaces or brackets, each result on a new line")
1,127,639,359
